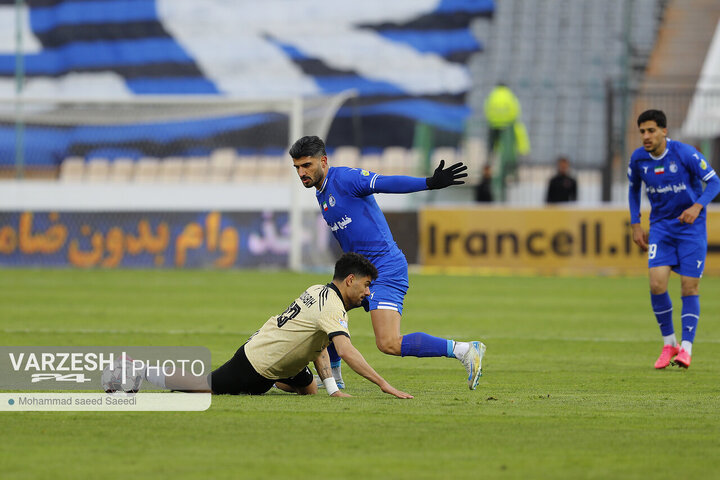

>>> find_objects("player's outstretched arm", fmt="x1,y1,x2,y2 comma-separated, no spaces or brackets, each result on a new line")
313,348,351,397
331,335,413,399
371,160,468,195
425,159,468,189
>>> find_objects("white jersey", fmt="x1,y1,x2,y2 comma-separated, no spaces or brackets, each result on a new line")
245,283,350,379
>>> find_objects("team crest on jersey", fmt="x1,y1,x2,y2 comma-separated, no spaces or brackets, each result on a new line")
669,161,678,173
700,159,708,170
328,195,336,207
361,170,370,176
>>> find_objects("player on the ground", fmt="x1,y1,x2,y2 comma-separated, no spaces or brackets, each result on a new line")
289,135,486,390
106,253,412,399
628,109,720,369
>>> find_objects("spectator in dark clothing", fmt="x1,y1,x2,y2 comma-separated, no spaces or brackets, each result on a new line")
475,165,493,202
546,157,577,203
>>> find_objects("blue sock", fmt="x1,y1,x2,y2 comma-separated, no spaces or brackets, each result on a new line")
400,332,451,358
681,295,700,343
327,341,341,368
651,292,674,336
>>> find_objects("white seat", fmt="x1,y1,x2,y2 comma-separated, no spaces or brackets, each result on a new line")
209,150,236,183
183,157,209,183
59,157,85,182
158,157,185,183
358,153,382,174
381,147,409,176
134,157,160,183
332,146,359,168
431,147,458,168
85,158,110,183
461,138,487,184
231,156,259,182
257,155,289,182
108,158,134,183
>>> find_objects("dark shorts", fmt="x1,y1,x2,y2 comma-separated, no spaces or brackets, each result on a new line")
210,345,314,395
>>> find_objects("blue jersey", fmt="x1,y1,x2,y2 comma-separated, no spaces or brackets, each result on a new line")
628,139,717,227
316,166,406,271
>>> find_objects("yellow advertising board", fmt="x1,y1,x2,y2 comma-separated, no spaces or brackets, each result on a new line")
419,208,720,276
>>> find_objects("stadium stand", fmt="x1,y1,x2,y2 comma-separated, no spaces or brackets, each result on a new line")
85,158,110,183
134,158,160,183
158,157,185,183
231,156,259,183
59,157,84,182
332,146,360,169
468,0,666,166
108,158,135,183
183,158,210,183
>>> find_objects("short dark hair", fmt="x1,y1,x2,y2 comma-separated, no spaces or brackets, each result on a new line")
289,136,326,159
333,252,378,282
637,109,667,128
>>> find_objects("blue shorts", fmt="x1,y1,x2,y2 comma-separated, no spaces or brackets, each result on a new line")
361,260,409,315
648,221,707,277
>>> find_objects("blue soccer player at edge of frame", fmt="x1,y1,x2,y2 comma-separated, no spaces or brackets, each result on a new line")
628,109,720,369
289,135,486,391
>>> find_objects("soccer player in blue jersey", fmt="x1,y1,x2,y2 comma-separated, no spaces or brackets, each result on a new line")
628,110,720,369
290,136,486,390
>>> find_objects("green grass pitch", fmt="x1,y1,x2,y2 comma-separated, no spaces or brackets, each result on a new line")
1,269,719,479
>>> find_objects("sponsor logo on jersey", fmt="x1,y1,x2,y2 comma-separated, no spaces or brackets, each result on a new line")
328,195,336,207
361,170,370,176
669,162,677,173
646,182,686,194
700,159,708,170
322,202,328,211
643,166,648,173
330,215,353,232
654,165,664,175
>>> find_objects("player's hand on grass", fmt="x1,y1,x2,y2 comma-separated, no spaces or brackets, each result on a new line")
330,390,352,398
381,383,414,399
426,160,468,190
677,203,703,225
631,223,649,251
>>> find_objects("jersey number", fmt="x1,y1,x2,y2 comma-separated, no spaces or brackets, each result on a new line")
648,244,657,260
277,302,301,328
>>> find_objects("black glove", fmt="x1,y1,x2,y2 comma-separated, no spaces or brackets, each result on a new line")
425,160,468,190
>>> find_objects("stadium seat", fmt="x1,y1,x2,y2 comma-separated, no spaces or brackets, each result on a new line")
231,156,259,182
359,153,382,173
381,147,410,176
183,157,209,183
108,158,135,183
59,157,85,182
158,157,185,183
85,158,110,183
431,147,458,171
134,157,160,183
257,156,289,182
209,149,236,183
461,138,487,184
333,146,360,168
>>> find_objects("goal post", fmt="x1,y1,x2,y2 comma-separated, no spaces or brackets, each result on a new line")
0,91,356,271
